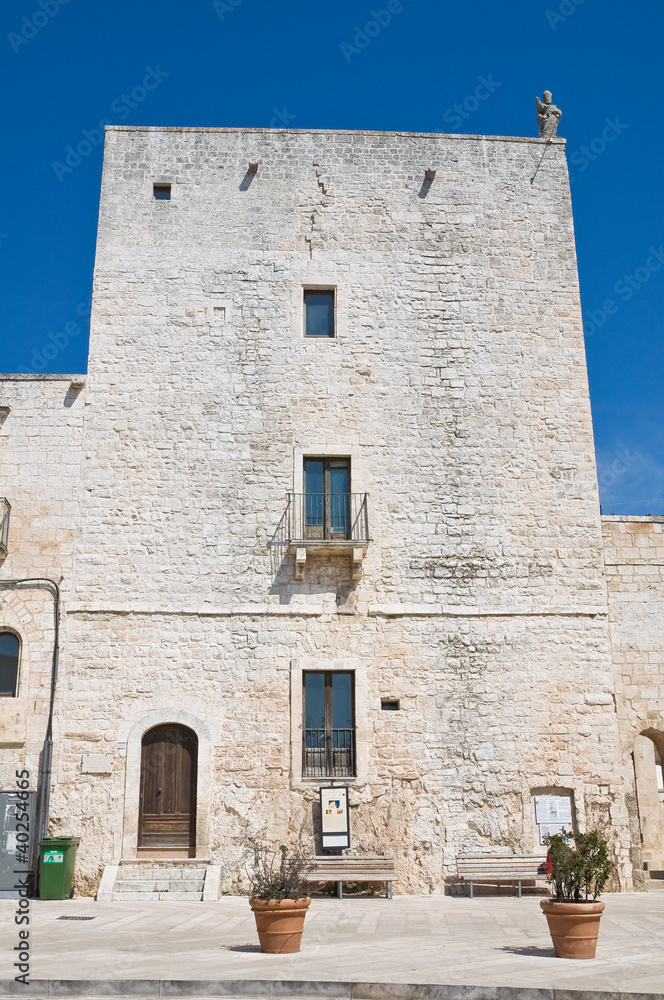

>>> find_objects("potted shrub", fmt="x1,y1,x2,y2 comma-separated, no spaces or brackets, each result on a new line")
246,844,314,954
541,830,612,959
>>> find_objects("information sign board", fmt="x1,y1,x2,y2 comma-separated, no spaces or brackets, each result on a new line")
319,786,350,850
534,795,572,825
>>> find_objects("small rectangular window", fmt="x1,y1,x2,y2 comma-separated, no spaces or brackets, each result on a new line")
153,184,171,201
381,699,400,711
303,671,355,777
304,289,335,337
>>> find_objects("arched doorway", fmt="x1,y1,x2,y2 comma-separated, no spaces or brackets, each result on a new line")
138,724,198,857
633,730,664,875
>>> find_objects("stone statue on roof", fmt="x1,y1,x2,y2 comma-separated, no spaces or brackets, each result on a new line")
536,91,562,138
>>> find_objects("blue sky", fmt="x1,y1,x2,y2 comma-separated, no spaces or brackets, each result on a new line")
1,0,662,514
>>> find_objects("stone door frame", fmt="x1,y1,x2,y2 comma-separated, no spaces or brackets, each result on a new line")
121,709,212,860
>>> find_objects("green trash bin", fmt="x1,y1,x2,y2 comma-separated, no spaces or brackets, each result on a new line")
38,837,80,899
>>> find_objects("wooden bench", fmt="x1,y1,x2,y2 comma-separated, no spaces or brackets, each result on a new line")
456,854,548,898
304,855,397,899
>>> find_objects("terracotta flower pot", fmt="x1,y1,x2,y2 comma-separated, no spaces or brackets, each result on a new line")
540,899,605,959
249,896,311,954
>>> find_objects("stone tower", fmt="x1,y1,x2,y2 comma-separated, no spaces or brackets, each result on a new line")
1,126,636,894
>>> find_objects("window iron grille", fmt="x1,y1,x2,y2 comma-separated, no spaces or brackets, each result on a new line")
303,728,355,778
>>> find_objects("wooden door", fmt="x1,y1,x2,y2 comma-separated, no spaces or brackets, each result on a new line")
138,724,197,851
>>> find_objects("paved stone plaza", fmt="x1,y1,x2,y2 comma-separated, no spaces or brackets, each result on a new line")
0,894,662,996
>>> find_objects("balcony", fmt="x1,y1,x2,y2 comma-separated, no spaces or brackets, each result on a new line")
279,493,370,579
0,499,10,557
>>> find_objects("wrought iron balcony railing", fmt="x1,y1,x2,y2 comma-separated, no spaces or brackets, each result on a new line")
269,493,370,579
286,493,369,545
0,498,10,557
303,728,356,778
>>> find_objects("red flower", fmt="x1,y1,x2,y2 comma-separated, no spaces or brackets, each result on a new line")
546,855,552,876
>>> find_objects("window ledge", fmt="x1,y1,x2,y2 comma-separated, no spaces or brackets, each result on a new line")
288,539,369,553
291,777,360,787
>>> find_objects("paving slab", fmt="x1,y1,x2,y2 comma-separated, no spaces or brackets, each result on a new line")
0,894,662,998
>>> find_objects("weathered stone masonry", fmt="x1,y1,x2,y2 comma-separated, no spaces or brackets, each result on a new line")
1,126,662,895
602,516,664,888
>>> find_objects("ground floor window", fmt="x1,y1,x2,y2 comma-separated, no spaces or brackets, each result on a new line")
303,671,355,777
0,632,19,697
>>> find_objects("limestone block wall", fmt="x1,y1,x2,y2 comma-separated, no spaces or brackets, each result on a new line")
55,609,631,894
0,376,85,803
602,516,664,884
40,127,633,893
76,126,605,611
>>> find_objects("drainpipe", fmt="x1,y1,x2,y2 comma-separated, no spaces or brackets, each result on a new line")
0,578,61,867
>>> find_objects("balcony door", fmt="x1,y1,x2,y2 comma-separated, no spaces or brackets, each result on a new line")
304,458,350,540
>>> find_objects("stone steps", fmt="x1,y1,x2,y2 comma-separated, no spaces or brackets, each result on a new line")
110,863,209,901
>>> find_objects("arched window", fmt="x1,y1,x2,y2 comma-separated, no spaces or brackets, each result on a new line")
0,632,20,697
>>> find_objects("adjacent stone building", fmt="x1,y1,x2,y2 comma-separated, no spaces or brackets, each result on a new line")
1,126,662,897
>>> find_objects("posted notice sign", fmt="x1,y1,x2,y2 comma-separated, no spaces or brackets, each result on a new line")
320,786,350,850
534,795,573,845
43,851,64,864
534,796,573,826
